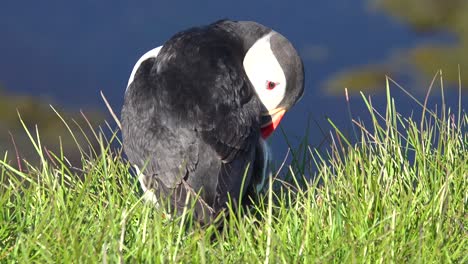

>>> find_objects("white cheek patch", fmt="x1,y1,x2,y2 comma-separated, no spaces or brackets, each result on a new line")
243,33,286,111
126,46,163,91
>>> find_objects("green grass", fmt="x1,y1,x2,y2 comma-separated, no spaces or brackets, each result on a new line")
1,77,467,263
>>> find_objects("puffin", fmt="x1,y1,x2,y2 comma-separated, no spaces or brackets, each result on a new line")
121,20,304,223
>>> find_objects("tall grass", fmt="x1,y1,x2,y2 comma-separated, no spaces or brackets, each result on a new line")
0,76,467,263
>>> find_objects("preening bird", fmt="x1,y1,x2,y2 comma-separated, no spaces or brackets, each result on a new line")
121,20,304,223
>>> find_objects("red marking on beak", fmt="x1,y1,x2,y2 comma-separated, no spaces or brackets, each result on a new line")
260,109,286,139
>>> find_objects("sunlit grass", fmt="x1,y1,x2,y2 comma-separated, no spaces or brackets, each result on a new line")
0,76,467,263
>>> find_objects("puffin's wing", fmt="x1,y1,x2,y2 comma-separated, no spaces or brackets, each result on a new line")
189,43,263,209
167,27,265,209
154,25,263,163
198,87,260,163
195,87,261,211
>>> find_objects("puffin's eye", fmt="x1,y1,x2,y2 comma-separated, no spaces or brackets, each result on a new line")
266,81,278,90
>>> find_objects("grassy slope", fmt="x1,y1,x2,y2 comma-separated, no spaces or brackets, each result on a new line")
0,79,467,263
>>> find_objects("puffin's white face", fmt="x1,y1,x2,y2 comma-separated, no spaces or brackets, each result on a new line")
243,32,287,111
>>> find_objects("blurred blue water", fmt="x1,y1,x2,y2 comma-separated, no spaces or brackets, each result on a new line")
0,0,462,163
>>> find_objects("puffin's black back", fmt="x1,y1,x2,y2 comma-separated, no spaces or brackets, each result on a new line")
122,21,266,222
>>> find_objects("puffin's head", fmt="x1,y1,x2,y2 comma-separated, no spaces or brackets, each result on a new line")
239,22,305,139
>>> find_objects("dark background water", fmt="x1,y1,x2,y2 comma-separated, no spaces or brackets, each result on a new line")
0,0,466,165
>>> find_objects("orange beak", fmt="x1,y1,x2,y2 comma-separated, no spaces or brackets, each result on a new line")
260,108,286,139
